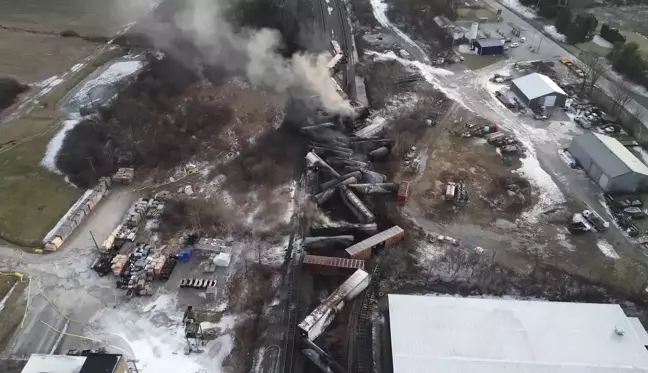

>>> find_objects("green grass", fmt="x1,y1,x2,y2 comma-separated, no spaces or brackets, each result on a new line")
574,41,611,57
0,48,119,247
460,53,506,70
0,0,144,36
456,7,498,24
620,30,648,59
0,131,82,247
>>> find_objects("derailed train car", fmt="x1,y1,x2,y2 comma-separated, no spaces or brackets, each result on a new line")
298,269,370,341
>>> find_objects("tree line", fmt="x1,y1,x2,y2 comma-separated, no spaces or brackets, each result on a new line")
554,7,597,44
551,8,648,89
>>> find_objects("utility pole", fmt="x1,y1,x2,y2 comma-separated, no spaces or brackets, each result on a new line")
536,35,544,52
89,231,100,250
87,157,95,174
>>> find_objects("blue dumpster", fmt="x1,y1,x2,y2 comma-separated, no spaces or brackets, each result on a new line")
177,248,193,263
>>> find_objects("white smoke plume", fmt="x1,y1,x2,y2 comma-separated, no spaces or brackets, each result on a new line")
133,0,354,115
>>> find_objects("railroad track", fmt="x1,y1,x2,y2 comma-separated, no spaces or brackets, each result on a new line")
354,264,380,373
347,297,362,373
281,169,313,373
315,0,328,35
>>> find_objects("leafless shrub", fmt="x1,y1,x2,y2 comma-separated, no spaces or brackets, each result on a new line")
159,199,234,239
226,263,279,314
0,77,28,112
222,315,262,373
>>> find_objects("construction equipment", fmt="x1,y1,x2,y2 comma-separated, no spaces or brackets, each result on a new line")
184,318,205,355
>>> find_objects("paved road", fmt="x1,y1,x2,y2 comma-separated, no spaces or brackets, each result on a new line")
487,0,648,128
0,189,138,357
367,22,646,265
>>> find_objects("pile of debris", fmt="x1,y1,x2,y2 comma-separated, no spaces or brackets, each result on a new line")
115,243,156,297
102,194,168,251
486,132,524,156
295,112,407,371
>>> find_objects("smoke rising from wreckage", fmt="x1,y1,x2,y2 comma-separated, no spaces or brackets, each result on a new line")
9,0,648,371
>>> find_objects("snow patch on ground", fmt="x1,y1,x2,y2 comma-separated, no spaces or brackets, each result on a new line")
457,44,476,54
0,282,18,312
368,0,429,62
592,35,613,49
68,60,144,110
71,63,85,73
607,69,648,98
35,75,64,96
556,231,575,250
417,242,447,265
91,292,235,373
284,181,298,224
502,0,537,19
367,50,453,78
40,118,81,174
597,239,620,259
543,25,567,42
516,152,566,223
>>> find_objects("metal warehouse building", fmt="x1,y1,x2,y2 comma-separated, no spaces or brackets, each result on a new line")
387,295,648,373
511,72,567,107
569,132,648,193
471,38,504,55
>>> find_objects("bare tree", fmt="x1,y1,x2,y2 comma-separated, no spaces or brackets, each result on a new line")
579,51,609,93
610,79,633,115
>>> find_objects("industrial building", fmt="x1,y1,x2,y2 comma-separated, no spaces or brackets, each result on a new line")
510,72,567,107
569,132,648,193
387,295,648,373
20,353,128,373
471,38,505,55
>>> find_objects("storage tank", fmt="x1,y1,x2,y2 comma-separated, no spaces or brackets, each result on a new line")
469,22,479,41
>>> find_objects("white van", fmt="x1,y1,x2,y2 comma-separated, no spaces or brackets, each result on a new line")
445,182,457,201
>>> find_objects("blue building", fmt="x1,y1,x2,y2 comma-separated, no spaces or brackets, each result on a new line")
472,38,505,55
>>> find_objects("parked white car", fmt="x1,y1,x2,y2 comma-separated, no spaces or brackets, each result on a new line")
520,37,526,43
510,42,519,48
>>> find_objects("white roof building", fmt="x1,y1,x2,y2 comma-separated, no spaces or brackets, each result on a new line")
511,72,567,107
21,355,87,373
388,295,648,373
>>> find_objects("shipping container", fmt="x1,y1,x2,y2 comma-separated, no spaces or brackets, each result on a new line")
345,225,404,259
304,255,365,273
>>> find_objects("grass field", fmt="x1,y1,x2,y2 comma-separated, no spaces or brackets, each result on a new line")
456,7,498,24
573,41,610,57
0,29,98,82
460,53,506,70
0,49,119,247
621,30,648,59
0,0,152,36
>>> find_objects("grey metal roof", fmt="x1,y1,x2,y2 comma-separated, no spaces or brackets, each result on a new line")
511,72,566,100
572,132,648,177
388,295,648,373
474,38,505,48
